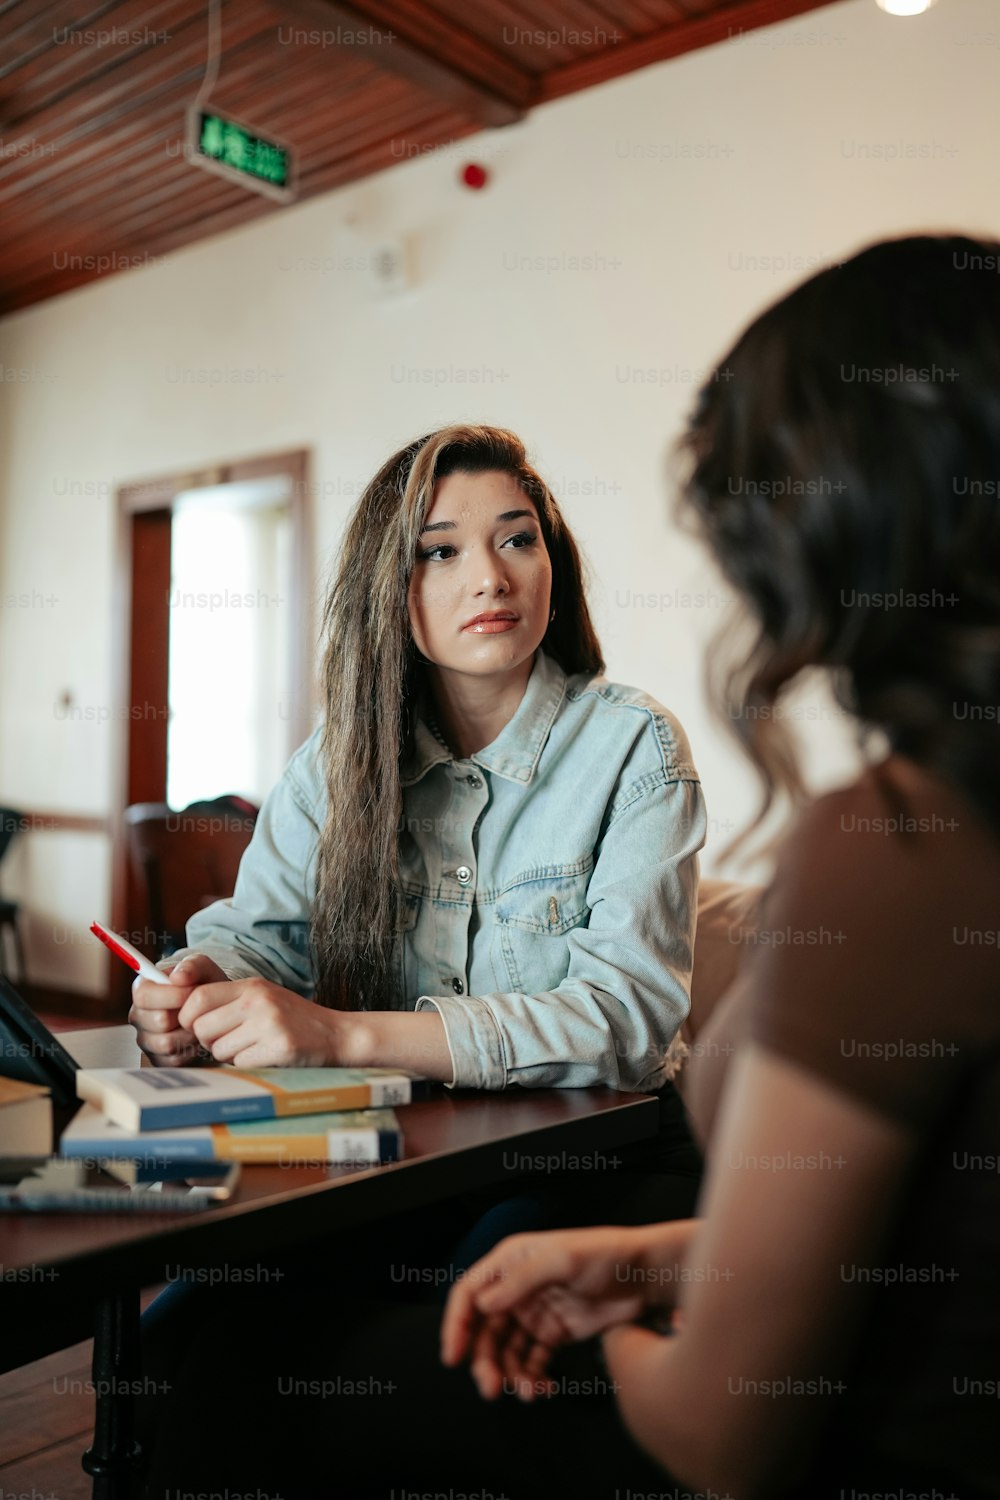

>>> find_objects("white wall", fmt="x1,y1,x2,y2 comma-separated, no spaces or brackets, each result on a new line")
2,0,997,994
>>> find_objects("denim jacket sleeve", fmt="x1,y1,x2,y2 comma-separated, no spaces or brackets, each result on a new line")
169,736,320,992
415,773,705,1092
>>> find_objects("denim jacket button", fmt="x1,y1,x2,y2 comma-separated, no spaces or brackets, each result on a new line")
465,775,482,788
455,865,473,884
451,977,465,993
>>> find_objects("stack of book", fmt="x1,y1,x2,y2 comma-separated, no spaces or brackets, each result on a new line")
61,1066,420,1167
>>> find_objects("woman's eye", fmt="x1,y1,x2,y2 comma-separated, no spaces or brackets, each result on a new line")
417,532,537,562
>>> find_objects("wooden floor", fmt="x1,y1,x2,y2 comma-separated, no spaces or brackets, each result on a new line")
0,1339,96,1495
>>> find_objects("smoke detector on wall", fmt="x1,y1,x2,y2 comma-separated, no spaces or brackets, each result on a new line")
367,238,410,296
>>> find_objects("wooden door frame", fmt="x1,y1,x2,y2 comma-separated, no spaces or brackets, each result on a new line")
108,449,311,1009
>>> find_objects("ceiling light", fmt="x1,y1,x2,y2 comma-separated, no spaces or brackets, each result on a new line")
875,0,936,15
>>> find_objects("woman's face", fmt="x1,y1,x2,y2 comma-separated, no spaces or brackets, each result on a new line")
407,469,553,683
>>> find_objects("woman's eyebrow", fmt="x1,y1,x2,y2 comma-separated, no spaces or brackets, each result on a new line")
419,508,533,536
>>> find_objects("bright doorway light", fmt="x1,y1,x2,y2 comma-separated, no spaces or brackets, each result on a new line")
167,477,292,810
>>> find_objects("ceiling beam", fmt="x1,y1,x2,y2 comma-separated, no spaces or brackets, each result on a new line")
540,0,844,100
267,0,533,124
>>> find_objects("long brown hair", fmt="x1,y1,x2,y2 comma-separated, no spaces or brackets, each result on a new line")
312,424,604,1009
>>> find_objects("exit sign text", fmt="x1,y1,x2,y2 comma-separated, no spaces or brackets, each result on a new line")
186,107,296,204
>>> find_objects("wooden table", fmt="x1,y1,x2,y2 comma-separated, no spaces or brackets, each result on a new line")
0,1027,660,1499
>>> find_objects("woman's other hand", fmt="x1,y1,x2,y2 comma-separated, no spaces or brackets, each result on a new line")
440,1225,675,1401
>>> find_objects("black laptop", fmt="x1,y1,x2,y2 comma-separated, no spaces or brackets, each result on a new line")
0,973,84,1115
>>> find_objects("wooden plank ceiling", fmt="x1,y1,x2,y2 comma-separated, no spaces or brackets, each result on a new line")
0,0,836,314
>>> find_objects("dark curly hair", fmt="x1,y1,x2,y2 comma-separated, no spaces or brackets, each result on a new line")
680,233,1000,837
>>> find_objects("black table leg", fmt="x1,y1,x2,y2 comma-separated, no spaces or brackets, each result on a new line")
82,1291,142,1499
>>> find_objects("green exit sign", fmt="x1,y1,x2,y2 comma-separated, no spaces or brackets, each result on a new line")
186,106,296,204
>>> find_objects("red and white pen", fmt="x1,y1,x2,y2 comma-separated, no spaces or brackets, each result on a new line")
90,920,172,986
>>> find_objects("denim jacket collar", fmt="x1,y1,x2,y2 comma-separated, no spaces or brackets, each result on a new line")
403,649,568,788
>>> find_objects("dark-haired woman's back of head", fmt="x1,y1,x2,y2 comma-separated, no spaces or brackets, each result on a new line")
681,233,1000,836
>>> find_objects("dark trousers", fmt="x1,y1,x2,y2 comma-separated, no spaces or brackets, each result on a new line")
137,1085,701,1498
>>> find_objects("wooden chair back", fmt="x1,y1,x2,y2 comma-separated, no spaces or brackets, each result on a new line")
124,801,257,959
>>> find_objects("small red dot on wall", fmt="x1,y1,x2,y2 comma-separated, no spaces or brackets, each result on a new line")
461,162,489,190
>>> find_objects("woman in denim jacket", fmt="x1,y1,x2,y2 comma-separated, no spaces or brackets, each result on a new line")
130,424,705,1099
134,425,705,1490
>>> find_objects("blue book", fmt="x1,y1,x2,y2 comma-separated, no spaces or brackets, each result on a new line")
75,1065,420,1131
61,1102,403,1166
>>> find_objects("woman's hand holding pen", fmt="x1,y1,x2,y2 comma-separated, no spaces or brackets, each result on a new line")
129,958,357,1068
130,955,353,1068
130,956,456,1076
129,954,225,1066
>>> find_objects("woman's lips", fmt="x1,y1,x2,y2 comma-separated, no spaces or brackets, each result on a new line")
462,614,519,634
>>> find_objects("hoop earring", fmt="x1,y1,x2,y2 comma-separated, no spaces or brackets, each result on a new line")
549,607,557,623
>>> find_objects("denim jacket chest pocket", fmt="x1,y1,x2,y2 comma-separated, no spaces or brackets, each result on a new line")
491,859,593,993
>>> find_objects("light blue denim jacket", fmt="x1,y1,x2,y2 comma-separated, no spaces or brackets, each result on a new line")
180,650,705,1092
